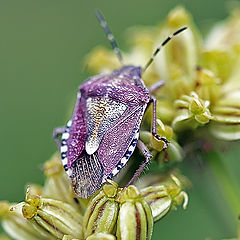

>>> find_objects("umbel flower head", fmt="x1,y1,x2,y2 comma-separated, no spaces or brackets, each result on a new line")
86,6,240,149
1,6,240,240
0,154,188,240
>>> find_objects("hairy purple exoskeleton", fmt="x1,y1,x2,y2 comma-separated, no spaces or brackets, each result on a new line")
54,11,187,198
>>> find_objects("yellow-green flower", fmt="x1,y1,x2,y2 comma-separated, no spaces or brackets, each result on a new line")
86,6,240,144
136,171,189,221
1,161,190,240
43,153,89,214
0,201,43,240
2,5,240,240
117,185,153,240
83,181,120,238
173,91,213,131
86,232,116,240
22,186,83,239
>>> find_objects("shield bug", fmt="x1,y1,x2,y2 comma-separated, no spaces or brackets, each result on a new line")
54,11,187,198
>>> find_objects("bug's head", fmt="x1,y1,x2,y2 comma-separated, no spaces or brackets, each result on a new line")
115,65,142,79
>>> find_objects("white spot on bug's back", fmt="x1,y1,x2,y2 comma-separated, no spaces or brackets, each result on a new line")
128,145,135,152
67,120,72,128
86,141,99,155
121,157,128,165
62,132,70,140
61,145,68,152
112,168,119,176
60,119,72,174
62,158,68,165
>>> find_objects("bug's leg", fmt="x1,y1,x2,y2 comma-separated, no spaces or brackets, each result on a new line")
126,140,152,186
148,80,165,94
150,96,168,149
53,127,66,149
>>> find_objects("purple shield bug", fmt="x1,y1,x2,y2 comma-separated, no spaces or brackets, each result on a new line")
54,11,187,198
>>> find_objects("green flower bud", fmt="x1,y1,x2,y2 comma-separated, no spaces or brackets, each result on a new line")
43,153,72,200
205,9,240,50
136,169,191,189
86,232,116,240
140,126,183,164
209,122,240,140
155,119,173,140
164,175,189,210
209,88,240,140
139,130,152,145
22,187,83,239
154,6,200,83
137,172,189,221
83,181,120,239
173,91,213,131
195,67,221,105
150,136,166,152
141,185,172,221
201,49,235,83
140,119,172,152
0,201,46,240
43,153,88,214
117,185,153,240
203,10,240,81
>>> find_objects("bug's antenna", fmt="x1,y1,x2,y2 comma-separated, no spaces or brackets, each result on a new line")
95,10,124,65
143,27,188,73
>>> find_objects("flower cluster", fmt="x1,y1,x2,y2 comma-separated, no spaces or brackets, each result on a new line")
86,6,240,160
1,6,240,240
0,154,188,240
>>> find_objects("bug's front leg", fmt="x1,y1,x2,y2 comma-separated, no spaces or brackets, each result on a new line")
150,96,168,149
126,140,152,186
53,127,66,149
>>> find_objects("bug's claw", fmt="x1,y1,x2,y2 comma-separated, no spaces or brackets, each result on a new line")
153,134,169,149
163,148,169,161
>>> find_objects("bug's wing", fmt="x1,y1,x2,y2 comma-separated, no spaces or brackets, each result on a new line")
70,150,104,199
97,105,146,178
61,96,104,199
64,96,87,168
85,97,127,155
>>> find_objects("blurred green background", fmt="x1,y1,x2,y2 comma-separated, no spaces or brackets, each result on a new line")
0,0,240,239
